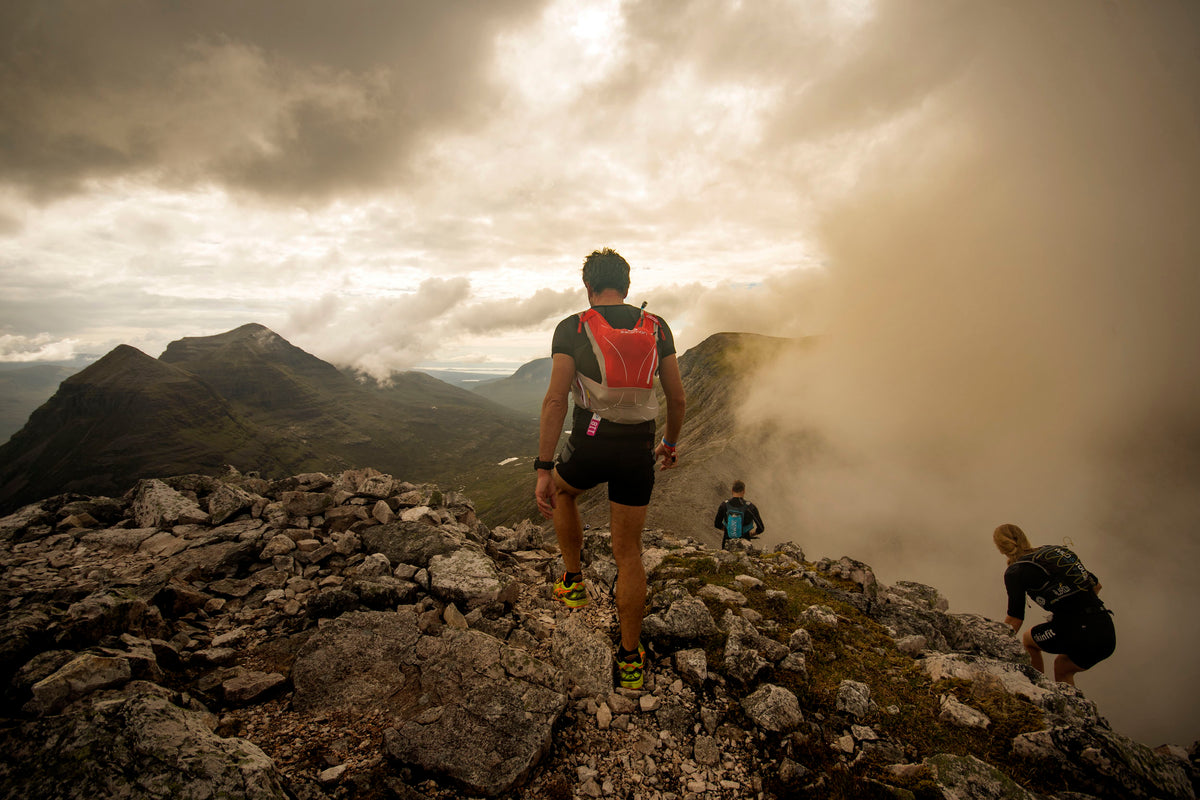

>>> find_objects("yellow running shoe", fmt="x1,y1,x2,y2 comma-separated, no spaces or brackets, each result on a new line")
553,573,589,609
616,642,646,690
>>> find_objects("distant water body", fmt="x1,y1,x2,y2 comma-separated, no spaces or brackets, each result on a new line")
417,364,521,388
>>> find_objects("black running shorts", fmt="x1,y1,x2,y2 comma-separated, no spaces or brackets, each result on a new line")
1029,610,1116,670
555,427,656,507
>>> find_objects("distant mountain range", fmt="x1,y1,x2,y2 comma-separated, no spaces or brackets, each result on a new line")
0,324,537,519
0,324,807,535
469,357,552,418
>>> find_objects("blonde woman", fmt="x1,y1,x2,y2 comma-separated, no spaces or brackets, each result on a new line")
994,523,1116,686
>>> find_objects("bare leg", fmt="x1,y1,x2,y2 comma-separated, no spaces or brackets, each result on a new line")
552,470,584,573
1053,654,1084,686
610,501,649,652
1022,629,1046,676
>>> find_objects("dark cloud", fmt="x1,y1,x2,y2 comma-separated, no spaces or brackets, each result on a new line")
736,1,1200,745
0,0,545,202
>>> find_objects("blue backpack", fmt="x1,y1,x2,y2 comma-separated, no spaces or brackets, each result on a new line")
724,507,745,540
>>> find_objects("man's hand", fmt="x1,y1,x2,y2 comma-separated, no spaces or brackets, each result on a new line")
654,441,678,470
535,470,557,519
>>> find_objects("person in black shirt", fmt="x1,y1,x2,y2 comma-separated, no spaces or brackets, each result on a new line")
535,248,686,690
994,523,1115,686
713,480,766,549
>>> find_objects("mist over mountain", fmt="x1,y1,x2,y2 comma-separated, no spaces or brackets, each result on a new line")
0,324,536,518
470,357,552,417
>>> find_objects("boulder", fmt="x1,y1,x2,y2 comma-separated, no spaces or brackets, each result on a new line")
293,611,566,797
921,653,1052,706
79,527,158,553
357,474,394,499
60,590,163,648
742,684,803,732
641,594,718,645
1012,724,1195,800
130,479,208,528
674,648,709,687
278,491,334,518
944,612,1028,661
361,520,465,568
924,753,1040,800
0,683,288,800
938,695,991,729
291,610,423,714
384,627,566,796
428,547,519,609
206,482,260,525
836,680,872,719
30,653,132,713
551,613,612,699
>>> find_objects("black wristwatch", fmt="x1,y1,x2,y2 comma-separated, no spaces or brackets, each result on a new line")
533,458,556,471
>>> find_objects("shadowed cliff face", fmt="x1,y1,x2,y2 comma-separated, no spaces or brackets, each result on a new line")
0,345,283,507
726,3,1200,747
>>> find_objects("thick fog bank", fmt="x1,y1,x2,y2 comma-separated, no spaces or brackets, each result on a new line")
732,2,1200,747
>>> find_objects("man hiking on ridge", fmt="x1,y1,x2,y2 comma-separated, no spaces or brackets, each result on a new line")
714,480,766,549
535,248,686,690
993,523,1116,686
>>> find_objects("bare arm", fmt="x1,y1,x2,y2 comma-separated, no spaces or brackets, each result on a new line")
1004,615,1023,633
535,353,575,518
654,353,686,469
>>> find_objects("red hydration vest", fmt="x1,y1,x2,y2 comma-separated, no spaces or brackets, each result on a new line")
572,307,661,424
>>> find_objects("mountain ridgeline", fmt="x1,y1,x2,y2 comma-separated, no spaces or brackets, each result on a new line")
470,356,553,418
0,324,538,519
0,324,798,534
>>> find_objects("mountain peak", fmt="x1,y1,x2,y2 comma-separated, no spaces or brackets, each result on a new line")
65,344,186,389
160,323,290,360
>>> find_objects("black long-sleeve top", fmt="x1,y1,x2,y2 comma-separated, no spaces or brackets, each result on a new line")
714,497,765,537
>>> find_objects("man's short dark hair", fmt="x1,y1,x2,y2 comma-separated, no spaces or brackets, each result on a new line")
732,480,746,494
582,248,631,296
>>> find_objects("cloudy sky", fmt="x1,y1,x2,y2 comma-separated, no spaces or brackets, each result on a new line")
4,0,1200,745
0,0,867,376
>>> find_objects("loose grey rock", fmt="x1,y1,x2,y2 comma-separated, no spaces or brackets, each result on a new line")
836,680,872,719
674,648,708,687
742,684,803,732
938,695,991,729
641,594,718,644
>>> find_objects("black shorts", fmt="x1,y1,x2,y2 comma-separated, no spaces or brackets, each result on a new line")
555,426,656,507
1030,610,1116,670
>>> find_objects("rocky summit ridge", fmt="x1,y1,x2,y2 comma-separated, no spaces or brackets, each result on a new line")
0,468,1195,800
0,323,537,519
